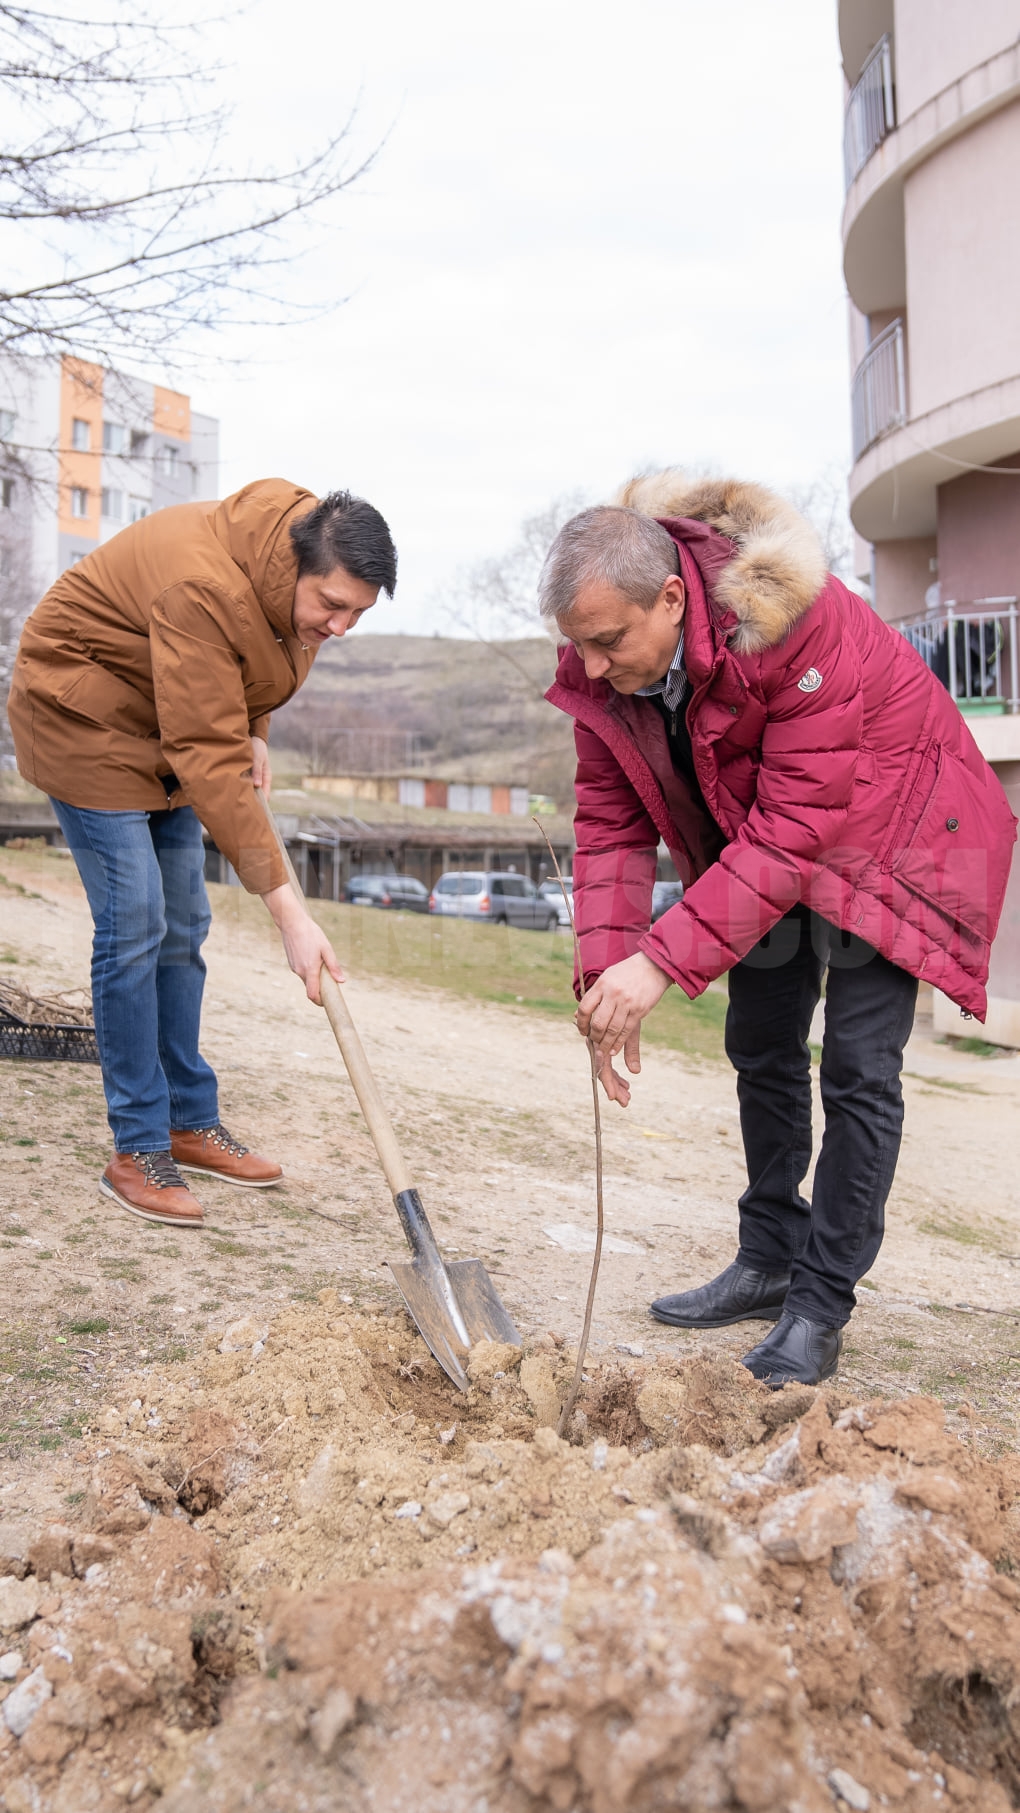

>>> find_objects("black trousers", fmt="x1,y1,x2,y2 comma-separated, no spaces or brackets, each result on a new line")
724,905,919,1328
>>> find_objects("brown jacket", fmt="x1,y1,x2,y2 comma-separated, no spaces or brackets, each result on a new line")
9,479,318,893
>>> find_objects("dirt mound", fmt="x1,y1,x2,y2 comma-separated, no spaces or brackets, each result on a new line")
1,1301,1018,1811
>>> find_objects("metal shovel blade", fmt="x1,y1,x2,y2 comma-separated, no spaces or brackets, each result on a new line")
388,1258,520,1394
389,1189,521,1393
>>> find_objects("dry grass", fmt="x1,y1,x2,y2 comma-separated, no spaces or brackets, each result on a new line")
211,882,730,1064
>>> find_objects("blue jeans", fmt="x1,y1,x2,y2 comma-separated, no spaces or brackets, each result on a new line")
725,904,919,1327
50,800,219,1153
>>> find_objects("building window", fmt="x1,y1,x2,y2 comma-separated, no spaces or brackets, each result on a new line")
129,496,149,522
101,487,123,520
67,549,90,567
102,421,127,455
71,486,89,518
71,418,90,452
0,409,15,439
1,478,13,509
156,443,179,476
130,429,149,457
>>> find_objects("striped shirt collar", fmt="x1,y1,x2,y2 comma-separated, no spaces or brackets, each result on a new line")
635,628,687,712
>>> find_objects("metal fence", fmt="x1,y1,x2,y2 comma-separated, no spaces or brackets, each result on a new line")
844,34,896,187
851,319,906,460
896,600,1020,713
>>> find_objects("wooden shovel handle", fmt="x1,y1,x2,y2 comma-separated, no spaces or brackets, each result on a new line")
256,791,412,1196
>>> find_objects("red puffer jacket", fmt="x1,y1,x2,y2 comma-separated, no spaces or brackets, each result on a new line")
545,475,1017,1019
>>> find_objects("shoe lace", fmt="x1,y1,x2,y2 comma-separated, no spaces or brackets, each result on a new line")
193,1123,249,1158
133,1150,187,1189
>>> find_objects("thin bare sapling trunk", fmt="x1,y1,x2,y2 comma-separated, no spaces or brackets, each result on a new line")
534,820,604,1439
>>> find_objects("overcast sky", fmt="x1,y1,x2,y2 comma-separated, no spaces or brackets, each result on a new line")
197,0,850,634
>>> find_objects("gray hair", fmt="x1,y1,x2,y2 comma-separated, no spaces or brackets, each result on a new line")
537,505,679,620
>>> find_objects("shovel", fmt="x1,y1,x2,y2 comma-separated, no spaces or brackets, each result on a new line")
257,794,520,1390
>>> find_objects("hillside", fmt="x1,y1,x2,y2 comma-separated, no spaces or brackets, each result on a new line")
270,632,577,805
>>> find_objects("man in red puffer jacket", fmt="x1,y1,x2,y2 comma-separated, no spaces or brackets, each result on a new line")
542,473,1017,1387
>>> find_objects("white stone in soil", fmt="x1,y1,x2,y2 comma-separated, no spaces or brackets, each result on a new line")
4,1665,52,1737
828,1768,871,1811
219,1315,269,1355
542,1223,643,1254
0,1576,41,1633
0,1649,23,1680
426,1491,470,1529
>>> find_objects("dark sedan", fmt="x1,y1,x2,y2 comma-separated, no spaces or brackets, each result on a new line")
345,874,430,912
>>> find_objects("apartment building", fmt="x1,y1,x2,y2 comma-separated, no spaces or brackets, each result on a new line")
0,352,219,611
840,0,1020,1041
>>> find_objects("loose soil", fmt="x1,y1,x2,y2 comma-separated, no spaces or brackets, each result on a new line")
1,842,1019,1811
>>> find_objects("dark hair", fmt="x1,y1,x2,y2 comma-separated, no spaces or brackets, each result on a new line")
289,490,397,595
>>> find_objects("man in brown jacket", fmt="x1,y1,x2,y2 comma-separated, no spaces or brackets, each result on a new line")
8,479,397,1228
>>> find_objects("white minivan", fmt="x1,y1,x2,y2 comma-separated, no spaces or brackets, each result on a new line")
428,870,559,931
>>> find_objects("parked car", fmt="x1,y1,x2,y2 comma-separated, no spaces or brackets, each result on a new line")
345,874,429,912
428,870,558,931
538,876,573,927
651,879,685,921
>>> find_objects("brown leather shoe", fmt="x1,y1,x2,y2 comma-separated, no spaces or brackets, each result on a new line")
170,1123,283,1189
100,1150,204,1227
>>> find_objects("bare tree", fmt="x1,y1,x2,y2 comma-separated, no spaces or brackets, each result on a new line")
0,2,375,362
445,494,587,648
787,465,856,583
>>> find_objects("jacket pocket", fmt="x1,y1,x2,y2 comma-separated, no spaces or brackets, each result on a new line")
876,741,935,867
890,745,1016,944
54,664,157,738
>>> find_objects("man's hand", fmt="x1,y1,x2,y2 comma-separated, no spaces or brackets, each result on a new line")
576,952,671,1105
262,882,344,1004
251,735,272,795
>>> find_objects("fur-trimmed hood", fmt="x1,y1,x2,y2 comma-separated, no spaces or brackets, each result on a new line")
615,471,827,656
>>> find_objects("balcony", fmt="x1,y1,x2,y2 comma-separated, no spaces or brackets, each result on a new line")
851,319,906,461
896,601,1020,716
843,40,1020,316
844,34,895,188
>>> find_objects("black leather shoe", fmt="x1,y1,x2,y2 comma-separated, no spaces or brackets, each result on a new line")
649,1260,791,1329
740,1311,842,1388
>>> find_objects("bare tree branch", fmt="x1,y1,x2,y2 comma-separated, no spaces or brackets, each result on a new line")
443,494,587,653
787,465,856,584
0,1,378,361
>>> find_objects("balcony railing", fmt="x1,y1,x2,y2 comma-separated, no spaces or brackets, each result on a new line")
844,34,896,187
851,319,906,460
897,601,1020,714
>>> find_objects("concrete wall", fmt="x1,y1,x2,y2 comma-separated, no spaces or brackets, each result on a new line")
873,535,936,621
936,454,1020,602
190,413,220,502
904,100,1020,420
0,357,60,596
100,370,156,542
894,0,1020,119
0,351,218,596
